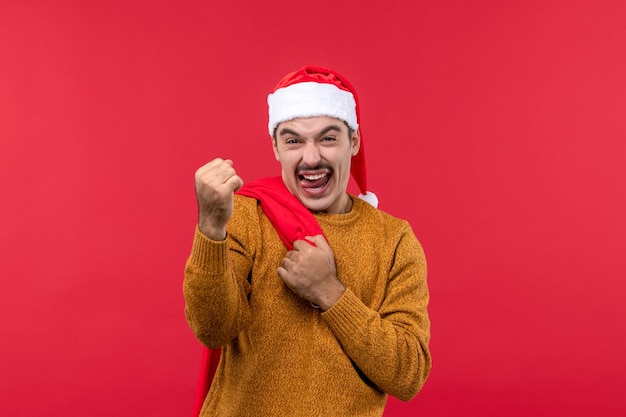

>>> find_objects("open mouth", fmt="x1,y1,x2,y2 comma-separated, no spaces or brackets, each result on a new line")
299,172,331,195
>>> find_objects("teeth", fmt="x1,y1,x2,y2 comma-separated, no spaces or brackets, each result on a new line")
303,173,326,180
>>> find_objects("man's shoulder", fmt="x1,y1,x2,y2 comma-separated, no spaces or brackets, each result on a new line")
354,196,407,221
234,193,260,207
232,194,262,222
353,197,413,233
350,198,425,258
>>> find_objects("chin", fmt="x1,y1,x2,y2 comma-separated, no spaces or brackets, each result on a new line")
299,197,330,213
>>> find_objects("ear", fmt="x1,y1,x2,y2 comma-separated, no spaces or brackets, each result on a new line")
351,129,361,156
272,137,280,161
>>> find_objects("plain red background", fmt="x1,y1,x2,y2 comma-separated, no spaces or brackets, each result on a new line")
1,1,625,416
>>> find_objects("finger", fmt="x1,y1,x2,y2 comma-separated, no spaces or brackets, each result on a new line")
211,158,233,169
276,266,289,280
301,235,327,249
196,158,229,174
215,164,238,184
285,250,299,261
225,174,244,192
195,159,233,185
233,175,244,192
280,257,294,269
199,164,238,193
293,238,316,251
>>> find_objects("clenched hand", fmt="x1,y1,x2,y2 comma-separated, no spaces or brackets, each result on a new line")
194,158,243,240
277,235,346,311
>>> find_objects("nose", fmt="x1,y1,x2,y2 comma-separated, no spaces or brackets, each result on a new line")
302,142,321,167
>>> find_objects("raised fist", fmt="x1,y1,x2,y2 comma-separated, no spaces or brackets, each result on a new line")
194,158,243,240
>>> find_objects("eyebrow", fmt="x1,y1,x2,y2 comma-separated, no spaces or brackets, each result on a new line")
277,124,343,138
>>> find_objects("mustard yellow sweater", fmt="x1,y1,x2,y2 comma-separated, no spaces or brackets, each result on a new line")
184,195,431,417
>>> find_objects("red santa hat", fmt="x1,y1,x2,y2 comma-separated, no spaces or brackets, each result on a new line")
267,66,378,208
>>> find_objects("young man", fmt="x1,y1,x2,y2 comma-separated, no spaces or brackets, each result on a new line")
184,66,431,417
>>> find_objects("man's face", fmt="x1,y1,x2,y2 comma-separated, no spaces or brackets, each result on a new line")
272,116,360,214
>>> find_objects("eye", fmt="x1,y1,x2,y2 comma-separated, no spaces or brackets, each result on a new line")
322,136,336,142
285,138,299,145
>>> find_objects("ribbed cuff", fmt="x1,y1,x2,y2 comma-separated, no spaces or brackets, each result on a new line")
321,288,373,338
188,226,229,276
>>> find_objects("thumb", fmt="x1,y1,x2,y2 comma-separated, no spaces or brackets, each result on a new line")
233,176,244,192
227,174,244,193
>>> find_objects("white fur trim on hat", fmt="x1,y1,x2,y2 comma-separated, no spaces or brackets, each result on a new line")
268,82,358,136
358,191,379,208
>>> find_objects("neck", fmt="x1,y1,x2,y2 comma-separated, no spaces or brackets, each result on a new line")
312,193,353,214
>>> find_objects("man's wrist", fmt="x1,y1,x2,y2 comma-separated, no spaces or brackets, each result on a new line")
318,282,346,311
198,222,227,241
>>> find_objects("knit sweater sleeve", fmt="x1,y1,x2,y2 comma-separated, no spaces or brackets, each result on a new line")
320,222,431,401
183,196,257,349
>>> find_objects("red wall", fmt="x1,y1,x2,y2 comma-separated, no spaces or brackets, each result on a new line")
1,1,625,416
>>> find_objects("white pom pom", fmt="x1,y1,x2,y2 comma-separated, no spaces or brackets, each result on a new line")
358,191,378,208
